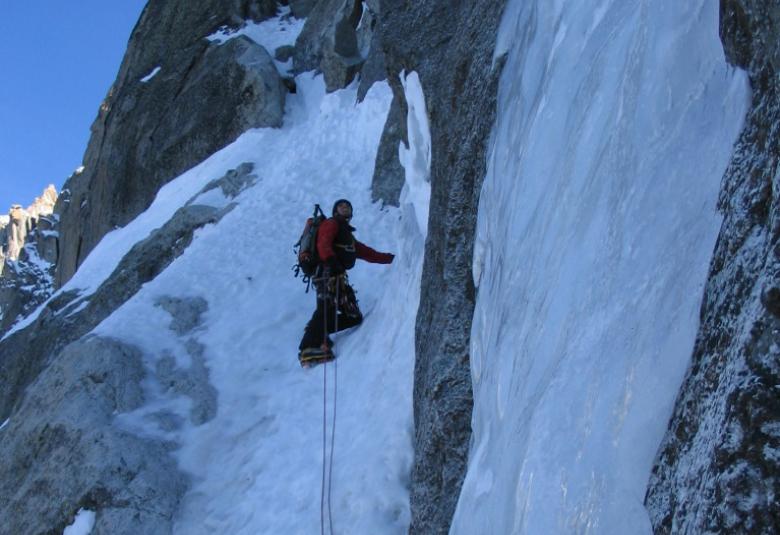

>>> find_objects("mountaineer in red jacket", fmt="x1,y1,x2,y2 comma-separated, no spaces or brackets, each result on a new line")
298,198,394,365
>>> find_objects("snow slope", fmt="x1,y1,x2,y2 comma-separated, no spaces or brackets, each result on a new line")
85,73,422,534
27,66,425,531
453,0,749,533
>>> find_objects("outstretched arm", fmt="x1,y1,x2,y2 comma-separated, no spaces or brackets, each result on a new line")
356,241,394,264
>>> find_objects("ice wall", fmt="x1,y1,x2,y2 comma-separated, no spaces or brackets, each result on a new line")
453,0,749,533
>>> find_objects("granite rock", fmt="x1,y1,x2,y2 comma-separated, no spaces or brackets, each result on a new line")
378,1,508,532
293,0,366,92
0,186,59,336
54,0,284,288
370,90,406,207
0,336,188,535
290,0,318,18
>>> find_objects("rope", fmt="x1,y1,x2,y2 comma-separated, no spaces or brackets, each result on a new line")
321,364,328,535
321,284,328,535
316,273,341,535
327,280,340,534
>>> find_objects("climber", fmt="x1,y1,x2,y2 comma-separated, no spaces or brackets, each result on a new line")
298,199,394,365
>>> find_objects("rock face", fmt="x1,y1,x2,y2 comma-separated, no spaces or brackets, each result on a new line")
0,337,188,535
0,186,59,335
0,165,253,532
0,217,6,267
290,0,318,18
0,250,55,336
5,205,30,262
1,182,57,265
378,1,508,532
645,2,780,533
54,0,284,288
370,92,406,207
293,0,367,91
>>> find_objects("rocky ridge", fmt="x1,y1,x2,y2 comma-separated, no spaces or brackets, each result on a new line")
0,185,59,334
0,185,57,265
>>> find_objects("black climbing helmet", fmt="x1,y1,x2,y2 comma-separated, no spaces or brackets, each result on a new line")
332,198,353,219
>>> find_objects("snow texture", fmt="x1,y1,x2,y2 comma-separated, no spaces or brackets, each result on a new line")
454,0,749,533
44,72,421,533
62,509,96,535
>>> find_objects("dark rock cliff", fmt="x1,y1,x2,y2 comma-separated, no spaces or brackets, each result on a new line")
54,0,283,288
646,2,780,533
378,1,508,532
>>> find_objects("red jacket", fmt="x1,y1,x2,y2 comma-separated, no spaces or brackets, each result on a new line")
317,218,393,266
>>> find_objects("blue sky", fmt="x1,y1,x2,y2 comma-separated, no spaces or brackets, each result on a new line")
0,1,147,213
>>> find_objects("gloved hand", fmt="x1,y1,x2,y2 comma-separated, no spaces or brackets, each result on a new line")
380,253,395,264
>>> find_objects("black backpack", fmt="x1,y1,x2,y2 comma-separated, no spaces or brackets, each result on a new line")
293,204,326,287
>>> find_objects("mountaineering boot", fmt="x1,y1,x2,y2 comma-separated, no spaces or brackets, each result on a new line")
298,346,335,368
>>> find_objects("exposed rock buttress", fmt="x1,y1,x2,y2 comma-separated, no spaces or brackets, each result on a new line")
378,1,508,532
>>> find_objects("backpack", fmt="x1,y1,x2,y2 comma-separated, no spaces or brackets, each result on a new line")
293,204,326,287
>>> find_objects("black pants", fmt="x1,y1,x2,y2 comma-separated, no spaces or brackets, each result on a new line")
299,276,363,350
